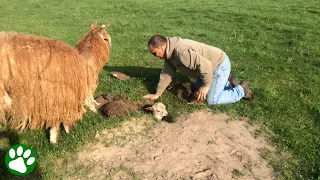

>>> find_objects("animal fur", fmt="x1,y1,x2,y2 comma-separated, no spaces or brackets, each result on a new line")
0,22,111,143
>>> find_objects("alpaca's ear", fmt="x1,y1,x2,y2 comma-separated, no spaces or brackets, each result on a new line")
145,106,154,111
102,23,110,29
91,21,97,29
99,23,110,33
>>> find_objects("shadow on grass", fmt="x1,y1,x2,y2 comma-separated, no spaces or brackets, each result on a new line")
0,130,43,180
103,65,162,93
103,65,191,94
310,106,320,125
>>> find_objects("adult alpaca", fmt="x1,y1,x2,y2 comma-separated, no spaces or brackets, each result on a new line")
0,22,111,143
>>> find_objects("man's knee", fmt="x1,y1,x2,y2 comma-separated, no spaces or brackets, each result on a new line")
206,98,218,105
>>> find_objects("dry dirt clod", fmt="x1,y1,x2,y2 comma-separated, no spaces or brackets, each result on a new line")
111,71,131,80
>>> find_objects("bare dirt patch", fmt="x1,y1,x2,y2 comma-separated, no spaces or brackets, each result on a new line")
57,110,275,179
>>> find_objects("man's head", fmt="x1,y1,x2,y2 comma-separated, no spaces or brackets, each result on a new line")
148,34,167,59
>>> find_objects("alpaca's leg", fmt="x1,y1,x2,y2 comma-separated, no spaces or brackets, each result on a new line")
0,86,12,120
2,90,12,107
50,125,60,144
93,96,100,105
84,95,98,112
63,123,70,134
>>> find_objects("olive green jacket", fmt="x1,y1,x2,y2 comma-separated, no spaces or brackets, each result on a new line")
155,36,226,96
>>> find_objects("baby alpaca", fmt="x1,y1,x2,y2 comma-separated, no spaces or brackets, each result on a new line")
145,102,168,121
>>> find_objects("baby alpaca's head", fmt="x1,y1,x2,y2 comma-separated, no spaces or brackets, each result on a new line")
146,102,168,120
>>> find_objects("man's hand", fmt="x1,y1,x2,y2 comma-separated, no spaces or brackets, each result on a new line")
197,86,209,101
143,94,159,100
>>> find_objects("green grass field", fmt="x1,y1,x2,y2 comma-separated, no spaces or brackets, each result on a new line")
0,0,319,179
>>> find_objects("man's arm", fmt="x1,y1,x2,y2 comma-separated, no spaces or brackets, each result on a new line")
155,60,177,96
144,60,176,100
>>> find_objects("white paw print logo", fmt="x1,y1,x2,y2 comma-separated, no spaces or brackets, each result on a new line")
5,144,37,176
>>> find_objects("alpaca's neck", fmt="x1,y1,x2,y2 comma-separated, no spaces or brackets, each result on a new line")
75,34,110,97
76,37,110,74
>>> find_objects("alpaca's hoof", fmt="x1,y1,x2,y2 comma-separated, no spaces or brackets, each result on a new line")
50,137,58,144
90,106,98,112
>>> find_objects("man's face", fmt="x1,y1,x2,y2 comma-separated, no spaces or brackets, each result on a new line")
149,45,166,59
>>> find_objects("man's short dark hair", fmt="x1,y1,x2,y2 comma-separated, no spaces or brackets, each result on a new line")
148,34,167,48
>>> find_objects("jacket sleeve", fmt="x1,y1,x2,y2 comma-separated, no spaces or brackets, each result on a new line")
181,49,213,87
155,60,176,96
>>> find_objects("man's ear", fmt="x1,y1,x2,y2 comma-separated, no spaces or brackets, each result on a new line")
161,45,167,51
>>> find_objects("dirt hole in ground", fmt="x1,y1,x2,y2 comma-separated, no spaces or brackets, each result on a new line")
54,110,275,180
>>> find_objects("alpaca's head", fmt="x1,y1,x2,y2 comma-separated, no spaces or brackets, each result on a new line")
92,22,111,47
76,21,111,58
145,102,168,120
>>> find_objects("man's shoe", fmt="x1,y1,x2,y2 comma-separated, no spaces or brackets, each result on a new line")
228,76,239,88
240,81,254,100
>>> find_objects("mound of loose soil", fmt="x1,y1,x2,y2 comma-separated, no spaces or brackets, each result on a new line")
167,82,195,100
95,95,139,118
95,95,153,118
55,110,275,179
167,83,205,104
